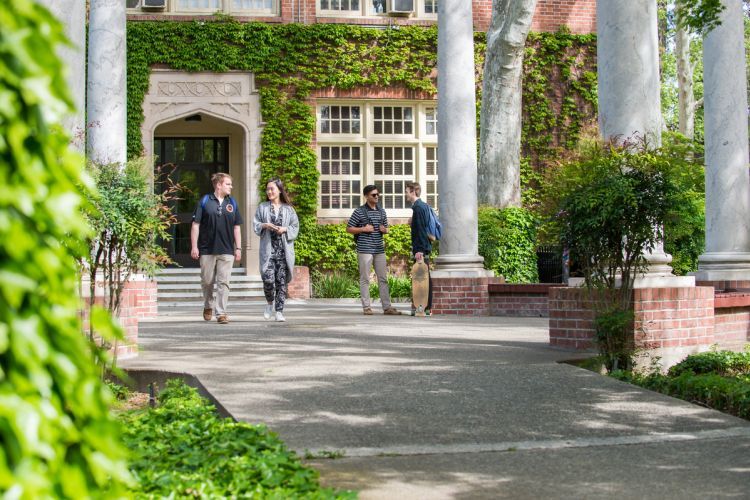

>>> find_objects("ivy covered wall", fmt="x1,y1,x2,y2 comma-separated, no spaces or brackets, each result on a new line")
127,19,597,218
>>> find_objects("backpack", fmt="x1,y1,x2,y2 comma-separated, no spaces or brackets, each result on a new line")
426,205,442,242
200,194,238,214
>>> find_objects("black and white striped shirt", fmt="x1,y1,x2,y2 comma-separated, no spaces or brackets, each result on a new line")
347,204,388,254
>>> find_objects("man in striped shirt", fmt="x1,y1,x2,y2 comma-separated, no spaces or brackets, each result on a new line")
346,185,402,316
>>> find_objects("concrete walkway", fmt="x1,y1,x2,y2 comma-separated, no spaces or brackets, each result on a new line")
122,300,750,499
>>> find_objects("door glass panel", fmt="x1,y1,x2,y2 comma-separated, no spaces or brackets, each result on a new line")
155,137,229,267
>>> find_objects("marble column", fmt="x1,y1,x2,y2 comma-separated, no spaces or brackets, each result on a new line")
432,0,492,278
37,0,87,150
695,0,750,281
597,0,692,286
87,0,127,165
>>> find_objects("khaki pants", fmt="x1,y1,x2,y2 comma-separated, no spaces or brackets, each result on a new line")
200,254,234,315
358,252,391,310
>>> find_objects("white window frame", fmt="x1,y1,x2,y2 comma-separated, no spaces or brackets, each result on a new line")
127,0,279,16
316,100,437,218
316,0,437,19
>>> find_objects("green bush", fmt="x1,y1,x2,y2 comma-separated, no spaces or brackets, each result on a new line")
119,380,353,498
296,215,414,276
660,132,705,276
370,275,412,299
0,2,130,496
545,139,685,370
668,349,750,377
611,348,750,420
312,272,360,298
478,206,539,283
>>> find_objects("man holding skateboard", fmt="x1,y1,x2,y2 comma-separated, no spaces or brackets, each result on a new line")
405,182,433,316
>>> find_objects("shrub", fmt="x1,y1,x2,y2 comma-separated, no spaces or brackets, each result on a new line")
668,349,750,377
295,215,415,276
545,137,683,370
478,206,539,283
0,2,130,495
611,348,750,421
370,275,412,299
312,271,360,298
119,380,353,498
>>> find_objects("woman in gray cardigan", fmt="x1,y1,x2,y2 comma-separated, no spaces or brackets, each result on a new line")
253,178,299,322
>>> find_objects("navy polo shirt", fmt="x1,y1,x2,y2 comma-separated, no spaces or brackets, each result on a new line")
192,194,243,255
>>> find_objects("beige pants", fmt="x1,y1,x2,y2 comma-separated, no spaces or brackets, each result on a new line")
200,254,234,315
358,252,391,310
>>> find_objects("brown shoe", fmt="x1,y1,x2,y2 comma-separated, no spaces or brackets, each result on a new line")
217,315,229,324
363,307,374,315
384,307,402,315
203,308,212,321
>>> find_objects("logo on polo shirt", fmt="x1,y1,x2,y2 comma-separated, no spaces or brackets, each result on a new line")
226,203,234,213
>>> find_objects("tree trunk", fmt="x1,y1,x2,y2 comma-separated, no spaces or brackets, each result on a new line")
675,21,696,139
478,0,538,208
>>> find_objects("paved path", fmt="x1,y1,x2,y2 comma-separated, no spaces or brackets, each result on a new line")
123,301,750,499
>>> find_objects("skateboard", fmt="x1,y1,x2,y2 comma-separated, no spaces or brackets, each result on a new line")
411,261,429,317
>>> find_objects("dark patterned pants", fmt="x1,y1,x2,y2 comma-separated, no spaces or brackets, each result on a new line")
263,258,288,312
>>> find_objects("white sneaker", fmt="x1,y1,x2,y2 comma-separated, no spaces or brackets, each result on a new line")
263,304,273,320
275,311,286,322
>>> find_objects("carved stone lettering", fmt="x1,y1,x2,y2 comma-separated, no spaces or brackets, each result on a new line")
157,81,242,97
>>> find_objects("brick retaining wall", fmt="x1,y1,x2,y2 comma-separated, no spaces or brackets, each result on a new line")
431,276,505,316
288,265,311,300
489,283,564,317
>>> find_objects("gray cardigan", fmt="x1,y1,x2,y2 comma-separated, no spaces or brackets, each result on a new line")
253,202,299,282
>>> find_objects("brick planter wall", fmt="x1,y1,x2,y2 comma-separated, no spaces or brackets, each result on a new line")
549,286,717,367
81,275,157,360
431,277,504,316
489,283,564,317
714,292,750,350
288,265,311,300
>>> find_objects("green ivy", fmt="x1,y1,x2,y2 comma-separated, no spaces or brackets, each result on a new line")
0,1,130,496
294,215,414,275
477,207,539,283
127,21,597,218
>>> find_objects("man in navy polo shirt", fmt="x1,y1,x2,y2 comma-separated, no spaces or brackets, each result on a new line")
190,173,243,324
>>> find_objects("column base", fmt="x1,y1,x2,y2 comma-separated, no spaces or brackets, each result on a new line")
568,275,695,288
694,252,750,281
432,254,494,278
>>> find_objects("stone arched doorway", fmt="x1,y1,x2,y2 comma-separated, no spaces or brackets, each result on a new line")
141,70,263,275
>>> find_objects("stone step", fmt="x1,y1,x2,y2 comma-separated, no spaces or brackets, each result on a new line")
158,267,249,274
157,281,262,289
156,268,265,304
159,290,266,299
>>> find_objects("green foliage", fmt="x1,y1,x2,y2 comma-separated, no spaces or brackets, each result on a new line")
295,216,414,275
668,348,750,377
674,0,726,35
312,272,360,299
611,348,750,420
520,29,598,168
120,380,353,498
371,275,412,299
546,139,686,370
0,1,130,495
478,207,539,283
295,216,359,274
84,159,174,314
660,133,705,275
127,23,598,218
127,22,439,217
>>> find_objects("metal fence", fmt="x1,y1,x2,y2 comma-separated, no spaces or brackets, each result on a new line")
536,245,563,283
